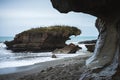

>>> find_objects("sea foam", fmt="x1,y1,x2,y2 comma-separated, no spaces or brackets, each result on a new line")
0,43,85,69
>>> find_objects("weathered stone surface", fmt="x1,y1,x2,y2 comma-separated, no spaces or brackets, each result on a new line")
5,26,81,52
85,44,95,52
51,0,120,18
52,43,81,54
51,0,120,79
79,40,96,52
78,40,97,44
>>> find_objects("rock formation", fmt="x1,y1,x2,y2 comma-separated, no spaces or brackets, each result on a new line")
79,40,97,52
78,40,97,44
85,44,95,52
51,54,57,58
52,43,81,54
51,0,120,79
5,25,81,52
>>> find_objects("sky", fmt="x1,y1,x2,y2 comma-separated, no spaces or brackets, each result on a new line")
0,0,98,37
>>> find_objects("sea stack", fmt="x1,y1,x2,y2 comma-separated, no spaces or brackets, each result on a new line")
5,25,81,52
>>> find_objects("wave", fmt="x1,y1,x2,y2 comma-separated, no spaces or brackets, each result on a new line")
0,43,87,69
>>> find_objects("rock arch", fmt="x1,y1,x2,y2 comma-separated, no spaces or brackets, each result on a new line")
51,0,120,79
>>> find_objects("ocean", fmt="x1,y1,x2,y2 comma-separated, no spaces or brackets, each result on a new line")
0,37,14,43
0,36,97,74
0,36,97,43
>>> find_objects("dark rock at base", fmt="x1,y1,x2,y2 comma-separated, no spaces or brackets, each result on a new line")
85,44,95,52
52,54,57,58
79,40,96,52
52,43,81,54
5,26,81,52
78,40,97,44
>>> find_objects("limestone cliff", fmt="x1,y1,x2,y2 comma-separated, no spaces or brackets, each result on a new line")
5,25,81,52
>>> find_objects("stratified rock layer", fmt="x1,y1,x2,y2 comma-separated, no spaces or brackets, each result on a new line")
5,26,81,52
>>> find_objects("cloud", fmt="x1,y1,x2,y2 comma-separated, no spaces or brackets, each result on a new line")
0,0,98,36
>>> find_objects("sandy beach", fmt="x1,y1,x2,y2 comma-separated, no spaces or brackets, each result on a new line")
0,53,92,80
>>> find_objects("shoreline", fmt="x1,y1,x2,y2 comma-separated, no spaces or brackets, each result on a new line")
0,53,92,80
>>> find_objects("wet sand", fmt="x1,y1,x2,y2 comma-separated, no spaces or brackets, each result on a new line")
0,53,92,80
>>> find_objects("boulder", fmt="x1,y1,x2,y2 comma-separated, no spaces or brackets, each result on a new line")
52,43,81,54
79,40,97,52
85,44,95,52
5,25,81,52
51,54,57,58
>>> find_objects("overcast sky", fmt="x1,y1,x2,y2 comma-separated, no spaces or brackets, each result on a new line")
0,0,98,37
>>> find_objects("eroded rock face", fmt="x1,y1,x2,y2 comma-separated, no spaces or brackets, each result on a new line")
51,0,120,18
79,40,97,52
78,40,97,44
52,43,81,54
51,0,120,79
5,26,81,52
85,44,95,52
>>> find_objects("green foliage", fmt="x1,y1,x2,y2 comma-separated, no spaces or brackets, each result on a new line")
21,25,81,36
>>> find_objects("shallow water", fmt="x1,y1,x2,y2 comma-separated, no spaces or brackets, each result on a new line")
0,43,86,69
0,36,96,74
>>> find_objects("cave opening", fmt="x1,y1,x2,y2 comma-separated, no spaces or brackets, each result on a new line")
51,0,120,79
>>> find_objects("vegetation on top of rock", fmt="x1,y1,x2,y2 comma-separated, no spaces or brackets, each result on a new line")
5,25,81,52
21,25,81,36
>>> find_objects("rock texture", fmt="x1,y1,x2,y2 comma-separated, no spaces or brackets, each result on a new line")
52,43,81,54
79,40,97,52
51,0,120,79
5,26,81,52
51,0,120,18
85,44,95,52
78,40,97,44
